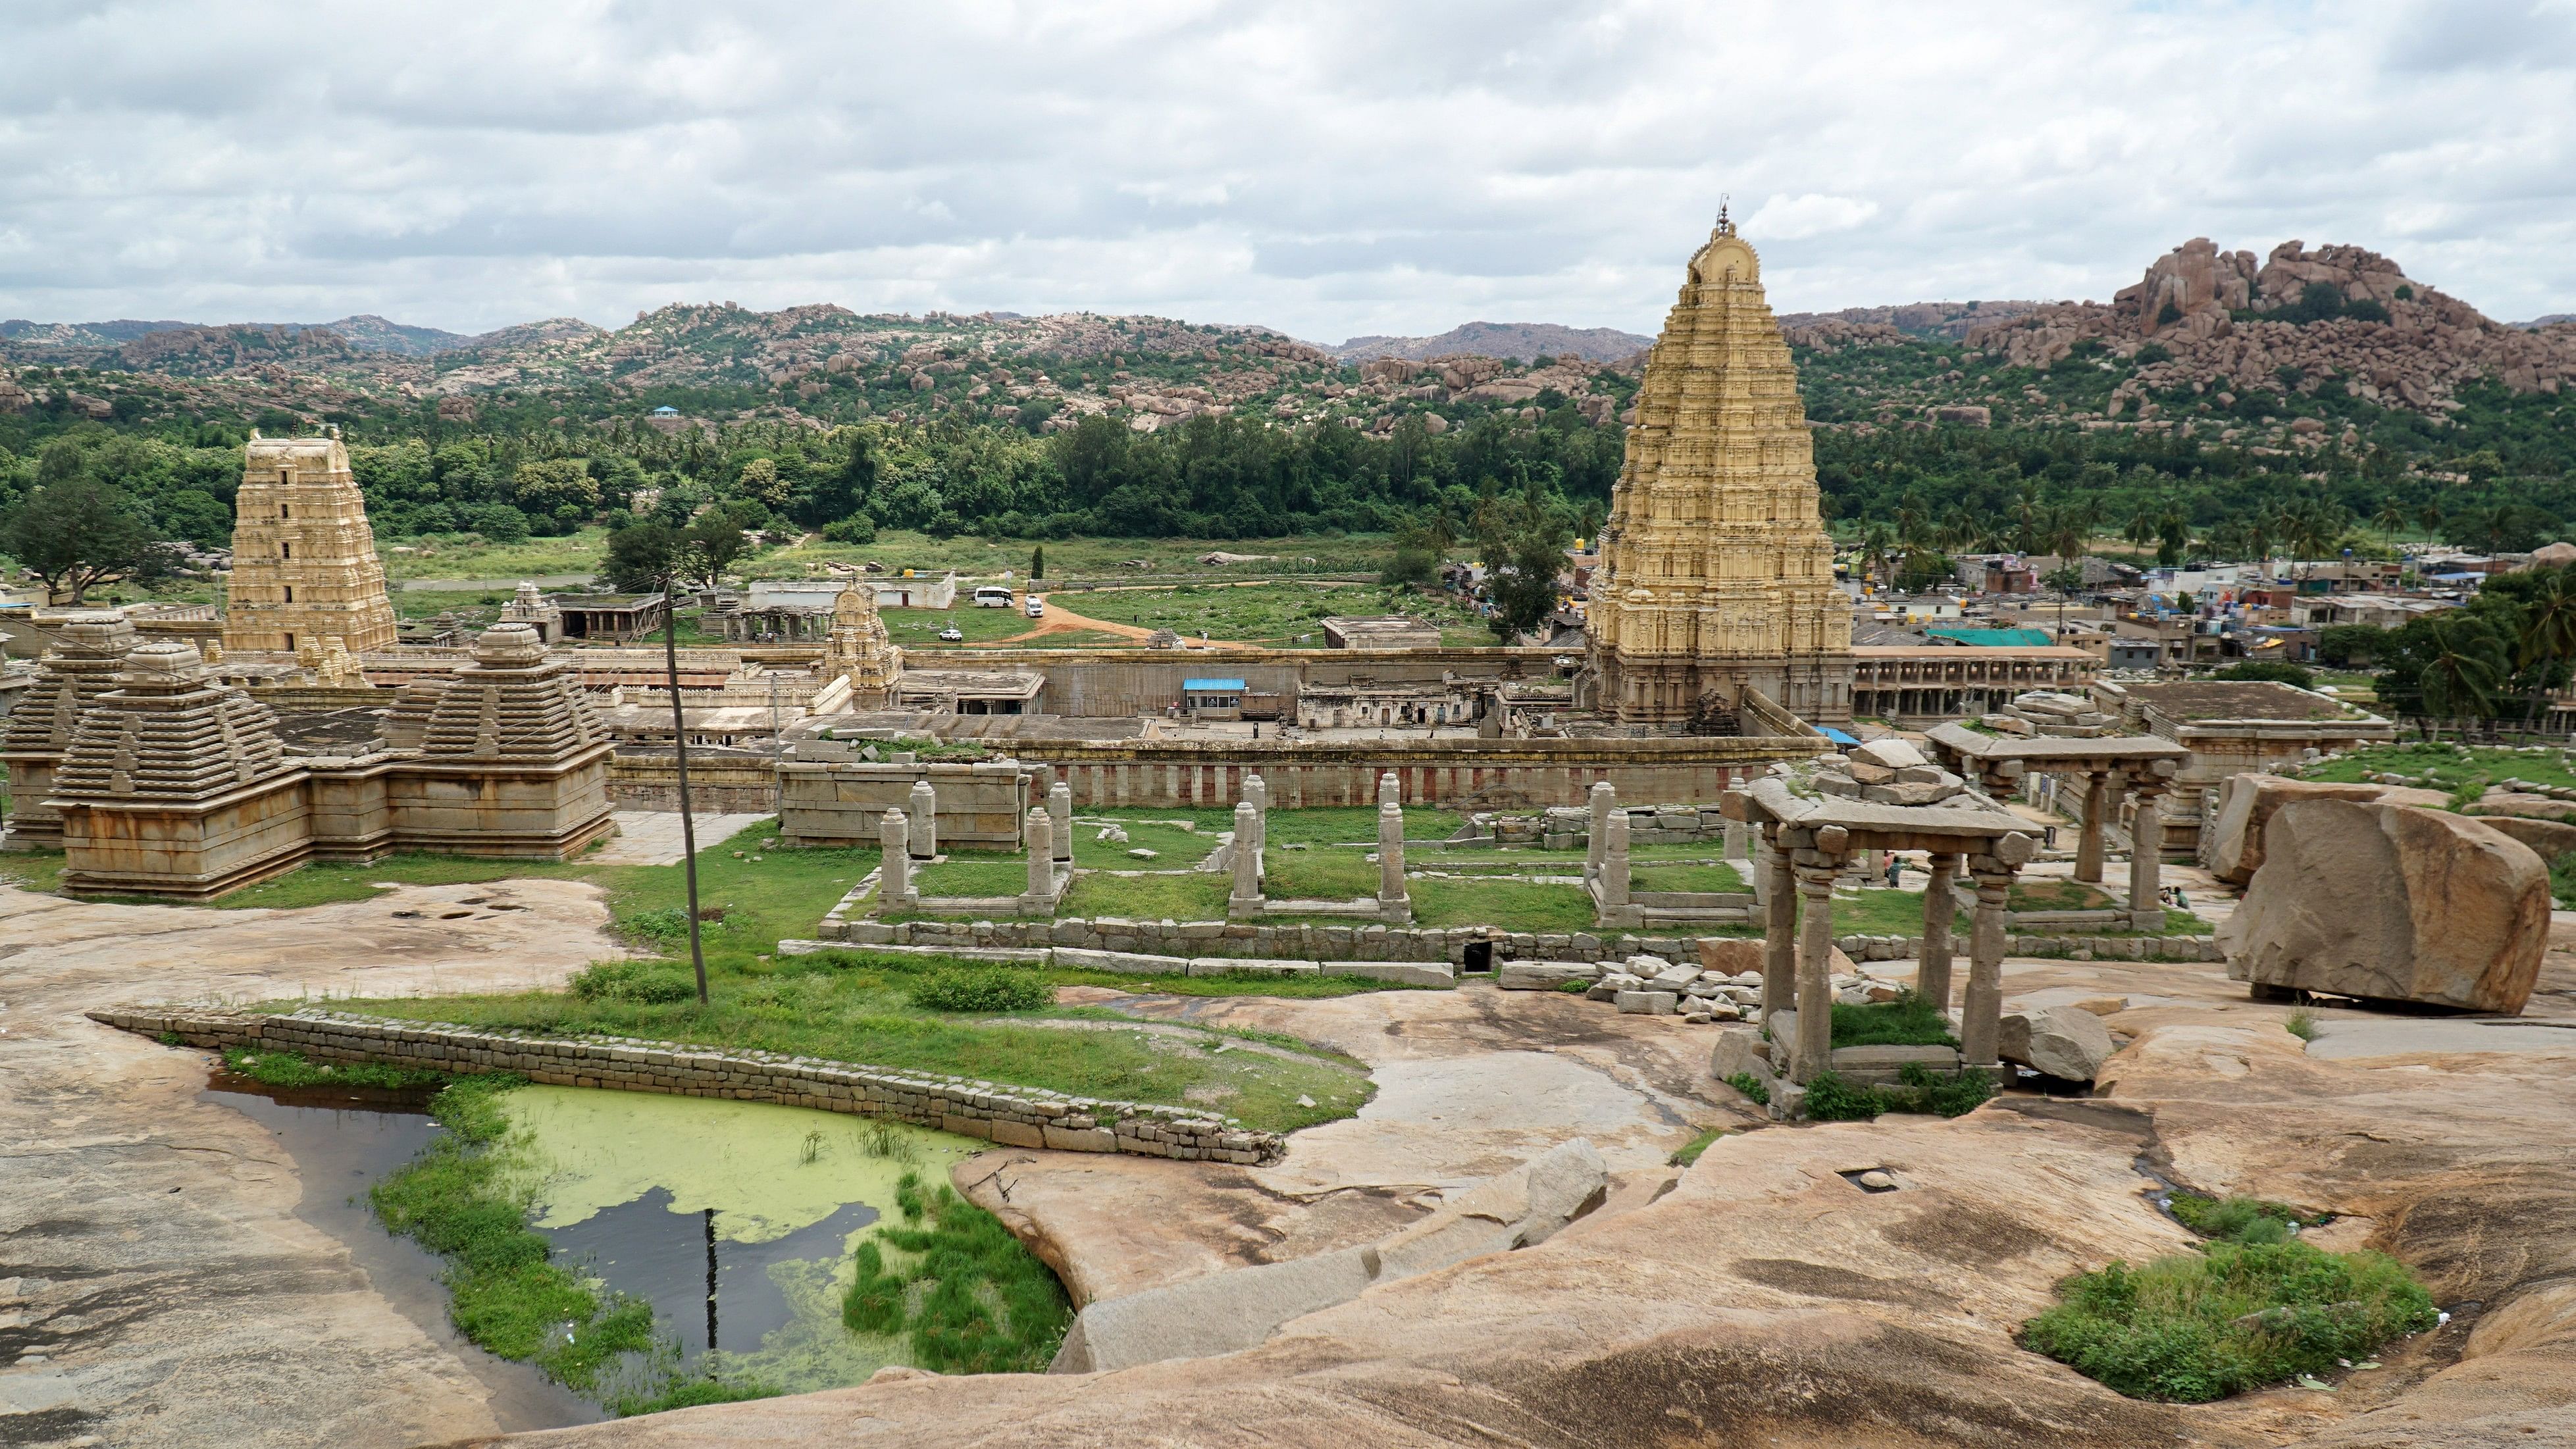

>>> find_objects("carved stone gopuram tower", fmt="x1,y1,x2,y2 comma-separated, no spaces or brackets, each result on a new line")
221,434,399,657
827,580,902,708
1584,215,1853,726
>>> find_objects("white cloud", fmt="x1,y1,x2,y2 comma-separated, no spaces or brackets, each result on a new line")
0,0,2571,340
1745,194,1880,241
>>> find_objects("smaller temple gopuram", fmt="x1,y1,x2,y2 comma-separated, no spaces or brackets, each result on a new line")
220,431,401,657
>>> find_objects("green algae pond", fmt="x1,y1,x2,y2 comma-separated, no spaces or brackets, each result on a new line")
207,1059,1068,1421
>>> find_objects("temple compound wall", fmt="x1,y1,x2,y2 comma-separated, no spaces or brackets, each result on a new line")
1585,215,1855,726
10,623,613,898
220,432,399,657
910,645,1572,719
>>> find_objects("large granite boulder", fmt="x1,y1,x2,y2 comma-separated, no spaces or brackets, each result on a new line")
2203,776,2450,885
1997,1004,2118,1080
2466,811,2576,863
2222,799,2548,1013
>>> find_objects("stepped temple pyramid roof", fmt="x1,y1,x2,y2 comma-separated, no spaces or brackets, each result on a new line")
1584,213,1854,726
220,432,399,657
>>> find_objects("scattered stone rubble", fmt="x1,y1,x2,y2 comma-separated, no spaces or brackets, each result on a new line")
1980,690,2117,739
1811,736,1972,806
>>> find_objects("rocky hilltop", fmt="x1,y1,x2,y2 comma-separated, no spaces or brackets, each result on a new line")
1971,237,2576,415
1326,320,1652,363
1779,299,2044,344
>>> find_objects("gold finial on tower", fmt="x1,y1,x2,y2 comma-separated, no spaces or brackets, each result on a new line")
1714,195,1734,238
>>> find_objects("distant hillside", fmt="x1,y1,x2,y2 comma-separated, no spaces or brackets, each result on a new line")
0,317,197,347
320,314,473,355
2515,314,2575,330
1326,321,1651,363
1775,301,2044,340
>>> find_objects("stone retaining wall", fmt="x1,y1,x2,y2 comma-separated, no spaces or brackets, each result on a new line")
816,911,2221,965
90,1006,1284,1165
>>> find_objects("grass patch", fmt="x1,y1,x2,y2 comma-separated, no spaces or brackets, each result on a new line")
1068,815,1218,869
1057,870,1231,921
2302,742,2576,798
0,850,68,894
910,857,1033,898
2019,1240,2436,1402
2282,1009,2317,1043
1406,876,1597,931
1262,847,1379,900
1803,1063,1994,1121
320,942,1372,1134
1830,992,1957,1048
1721,1071,1770,1107
1632,861,1747,893
842,1172,1071,1372
2009,879,2120,912
1669,1128,1730,1166
910,968,1052,1013
2168,1192,2329,1241
2552,850,2576,910
222,1045,448,1092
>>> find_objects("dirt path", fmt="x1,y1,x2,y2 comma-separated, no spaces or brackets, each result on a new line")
985,593,1260,649
0,880,626,1448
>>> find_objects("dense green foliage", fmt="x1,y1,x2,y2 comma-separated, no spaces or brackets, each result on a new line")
908,967,1054,1013
1720,1071,1770,1106
2021,1195,2436,1402
1828,992,1959,1048
840,1173,1072,1373
2213,661,2315,689
1801,1061,1995,1121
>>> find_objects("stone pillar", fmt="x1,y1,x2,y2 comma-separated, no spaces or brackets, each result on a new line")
878,809,913,909
1918,853,1959,1011
1025,807,1054,899
1585,780,1616,879
1599,809,1631,909
1962,869,2011,1067
1377,801,1408,906
1792,865,1838,1084
1378,771,1401,810
1048,780,1073,863
907,779,938,859
1762,833,1796,1018
2128,791,2165,928
1231,800,1262,907
2076,771,2110,884
1245,773,1268,856
1723,818,1749,861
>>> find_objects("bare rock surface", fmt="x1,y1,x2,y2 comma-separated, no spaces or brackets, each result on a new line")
2223,800,2549,1012
0,878,621,1449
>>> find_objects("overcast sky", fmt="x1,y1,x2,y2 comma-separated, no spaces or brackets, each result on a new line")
3,0,2573,342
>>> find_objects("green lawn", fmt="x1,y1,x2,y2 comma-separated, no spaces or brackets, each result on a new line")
1068,814,1220,869
1263,848,1380,900
320,945,1371,1134
2302,742,2576,798
749,530,1404,584
1632,862,1747,893
1045,580,1485,648
910,858,1031,897
379,528,612,581
1057,870,1232,921
1408,877,1597,932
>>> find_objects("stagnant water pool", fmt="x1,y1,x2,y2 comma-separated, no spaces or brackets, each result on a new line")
203,1072,983,1421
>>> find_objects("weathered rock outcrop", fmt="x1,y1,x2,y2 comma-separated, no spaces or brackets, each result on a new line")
1050,1138,1607,1374
1997,1004,2118,1081
2203,776,2450,885
1971,236,2576,414
2222,799,2548,1013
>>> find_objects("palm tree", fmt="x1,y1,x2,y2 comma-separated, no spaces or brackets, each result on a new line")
1857,521,1898,588
2373,498,2409,541
2124,507,2157,559
2417,501,2445,546
2517,567,2576,724
2419,615,2505,726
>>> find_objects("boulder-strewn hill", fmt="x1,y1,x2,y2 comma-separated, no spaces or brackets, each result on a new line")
1326,321,1651,363
1777,299,2044,341
319,314,474,355
0,317,196,347
1971,238,2576,414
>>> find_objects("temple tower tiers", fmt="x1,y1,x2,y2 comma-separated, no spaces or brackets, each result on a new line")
393,623,615,859
0,613,139,850
221,433,399,657
1585,216,1854,726
827,580,902,707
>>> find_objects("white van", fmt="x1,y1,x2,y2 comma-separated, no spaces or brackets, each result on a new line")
1024,596,1045,619
972,584,1015,608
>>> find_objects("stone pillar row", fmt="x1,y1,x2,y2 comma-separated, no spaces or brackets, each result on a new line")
1917,853,1959,1009
1025,807,1054,898
1231,800,1262,906
1598,809,1631,909
879,809,914,907
907,778,938,859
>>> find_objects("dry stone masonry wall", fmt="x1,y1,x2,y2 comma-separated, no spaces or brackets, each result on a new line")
91,1007,1284,1165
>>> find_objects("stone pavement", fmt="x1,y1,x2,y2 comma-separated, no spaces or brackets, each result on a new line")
584,809,776,866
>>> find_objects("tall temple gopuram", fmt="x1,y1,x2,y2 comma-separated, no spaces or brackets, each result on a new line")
1583,215,1854,726
220,432,400,656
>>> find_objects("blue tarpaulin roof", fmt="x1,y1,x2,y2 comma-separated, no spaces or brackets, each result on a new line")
1182,678,1246,691
1926,626,2054,648
1820,726,1861,746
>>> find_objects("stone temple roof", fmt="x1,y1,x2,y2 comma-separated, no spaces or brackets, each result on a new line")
413,624,607,761
53,641,297,800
